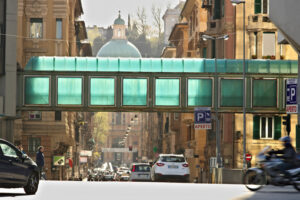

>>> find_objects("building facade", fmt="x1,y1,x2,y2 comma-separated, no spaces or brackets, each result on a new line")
0,0,18,142
15,0,91,180
162,0,299,183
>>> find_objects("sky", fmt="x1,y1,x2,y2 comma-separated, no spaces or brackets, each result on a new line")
81,0,184,28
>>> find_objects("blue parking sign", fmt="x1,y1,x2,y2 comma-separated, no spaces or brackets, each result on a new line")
286,79,298,113
194,107,211,129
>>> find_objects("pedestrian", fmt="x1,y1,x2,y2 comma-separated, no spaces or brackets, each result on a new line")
36,146,45,179
17,144,25,154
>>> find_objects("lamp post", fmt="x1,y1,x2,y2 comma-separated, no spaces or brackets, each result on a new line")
201,34,229,170
231,0,246,169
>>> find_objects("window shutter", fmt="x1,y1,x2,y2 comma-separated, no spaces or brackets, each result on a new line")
255,0,261,14
274,116,281,140
253,115,260,139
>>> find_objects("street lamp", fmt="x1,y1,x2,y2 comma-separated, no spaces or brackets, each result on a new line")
231,0,246,169
201,34,229,169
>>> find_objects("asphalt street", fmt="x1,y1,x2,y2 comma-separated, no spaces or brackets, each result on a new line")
0,181,299,200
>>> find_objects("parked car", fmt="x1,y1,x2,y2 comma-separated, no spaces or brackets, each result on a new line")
150,154,190,182
101,162,115,181
0,139,40,194
129,163,151,181
115,167,130,181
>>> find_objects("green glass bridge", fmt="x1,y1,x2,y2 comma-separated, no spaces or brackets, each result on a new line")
17,56,298,113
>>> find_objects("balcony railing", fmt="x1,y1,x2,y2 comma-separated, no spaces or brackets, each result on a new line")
248,14,276,30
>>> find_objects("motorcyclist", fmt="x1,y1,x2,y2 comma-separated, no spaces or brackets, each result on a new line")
269,136,297,178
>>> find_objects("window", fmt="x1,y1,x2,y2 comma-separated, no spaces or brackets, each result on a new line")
253,79,277,107
174,113,179,120
260,116,273,139
213,0,221,19
56,18,62,39
0,143,18,158
211,40,216,58
116,113,121,125
262,32,275,57
253,115,281,140
30,18,43,38
55,111,61,121
28,137,41,153
122,113,125,124
202,47,207,58
255,0,269,14
161,156,185,162
29,111,42,120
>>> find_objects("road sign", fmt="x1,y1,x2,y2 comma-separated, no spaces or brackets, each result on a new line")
53,156,65,166
194,107,211,129
245,153,252,162
286,79,298,113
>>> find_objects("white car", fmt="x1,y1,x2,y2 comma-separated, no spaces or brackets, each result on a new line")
150,154,190,182
129,163,151,181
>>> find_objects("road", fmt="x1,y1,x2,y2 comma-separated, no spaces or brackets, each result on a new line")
0,181,299,200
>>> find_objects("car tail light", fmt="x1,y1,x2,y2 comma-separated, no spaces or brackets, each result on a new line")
132,165,136,172
182,163,189,167
156,163,165,167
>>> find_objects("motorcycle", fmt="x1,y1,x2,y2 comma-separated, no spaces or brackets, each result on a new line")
243,146,300,192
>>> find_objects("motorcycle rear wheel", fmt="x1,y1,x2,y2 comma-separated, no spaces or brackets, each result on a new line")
243,170,266,191
293,181,300,191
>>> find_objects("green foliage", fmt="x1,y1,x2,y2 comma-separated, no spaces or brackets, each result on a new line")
92,113,110,147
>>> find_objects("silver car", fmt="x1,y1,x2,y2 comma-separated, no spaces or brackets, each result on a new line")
129,163,151,181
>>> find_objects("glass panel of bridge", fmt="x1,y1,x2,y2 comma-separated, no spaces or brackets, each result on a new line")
220,79,243,107
226,59,243,73
97,58,119,71
25,77,50,105
291,61,298,74
57,77,82,105
204,59,216,73
90,78,115,105
162,59,183,72
119,58,140,72
248,60,268,73
155,79,180,106
183,59,205,72
123,78,147,106
253,79,277,107
188,79,212,106
141,58,162,72
54,57,76,71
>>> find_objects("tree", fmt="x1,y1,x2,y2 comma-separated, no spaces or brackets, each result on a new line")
151,5,163,39
136,7,148,35
92,113,110,148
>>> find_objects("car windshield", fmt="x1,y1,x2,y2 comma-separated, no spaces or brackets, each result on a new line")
134,165,150,172
161,156,185,162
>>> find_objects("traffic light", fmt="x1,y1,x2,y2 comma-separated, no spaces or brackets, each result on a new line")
283,114,291,134
129,146,132,151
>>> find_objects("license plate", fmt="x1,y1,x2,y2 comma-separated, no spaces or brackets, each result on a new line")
168,165,178,169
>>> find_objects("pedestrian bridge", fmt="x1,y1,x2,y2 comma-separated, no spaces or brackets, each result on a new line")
17,56,298,113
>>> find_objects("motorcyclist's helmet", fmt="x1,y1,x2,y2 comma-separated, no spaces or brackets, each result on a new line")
279,136,291,143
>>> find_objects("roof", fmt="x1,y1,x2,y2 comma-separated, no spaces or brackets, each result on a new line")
24,56,298,74
75,0,84,18
97,39,141,58
114,12,125,25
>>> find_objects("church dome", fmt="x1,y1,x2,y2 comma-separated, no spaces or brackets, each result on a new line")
114,11,125,25
97,39,142,58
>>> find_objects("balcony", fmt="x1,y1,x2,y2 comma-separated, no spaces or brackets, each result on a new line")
247,14,276,31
